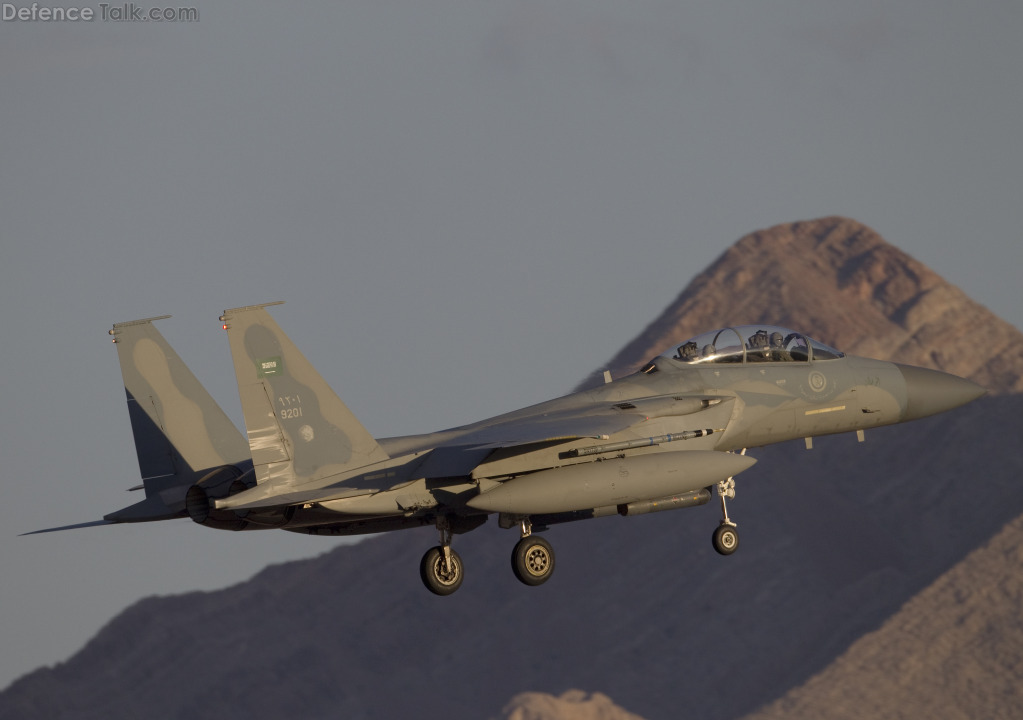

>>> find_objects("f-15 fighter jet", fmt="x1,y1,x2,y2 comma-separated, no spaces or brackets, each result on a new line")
31,303,984,595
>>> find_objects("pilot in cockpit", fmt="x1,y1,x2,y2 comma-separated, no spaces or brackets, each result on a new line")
747,329,770,361
675,341,699,362
767,332,792,361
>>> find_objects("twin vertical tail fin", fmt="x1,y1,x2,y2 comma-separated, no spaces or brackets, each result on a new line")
31,305,384,532
219,302,389,498
105,316,250,522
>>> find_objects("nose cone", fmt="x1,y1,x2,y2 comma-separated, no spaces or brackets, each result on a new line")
896,364,987,422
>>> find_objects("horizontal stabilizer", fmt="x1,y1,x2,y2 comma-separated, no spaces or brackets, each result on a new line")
21,519,116,536
215,482,370,512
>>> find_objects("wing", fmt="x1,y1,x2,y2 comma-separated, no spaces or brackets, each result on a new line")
216,393,730,512
449,393,728,449
451,413,641,449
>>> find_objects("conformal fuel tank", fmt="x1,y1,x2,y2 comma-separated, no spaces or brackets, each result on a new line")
467,450,755,515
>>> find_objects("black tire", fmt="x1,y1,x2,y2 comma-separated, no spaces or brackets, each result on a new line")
511,535,556,586
420,546,464,596
712,523,739,556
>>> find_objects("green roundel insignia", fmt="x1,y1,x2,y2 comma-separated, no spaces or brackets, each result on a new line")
257,356,283,377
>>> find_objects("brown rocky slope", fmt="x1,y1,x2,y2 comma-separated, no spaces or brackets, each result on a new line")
494,690,647,720
2,218,1022,720
740,512,1023,720
518,217,1023,720
583,216,1022,394
503,504,1023,720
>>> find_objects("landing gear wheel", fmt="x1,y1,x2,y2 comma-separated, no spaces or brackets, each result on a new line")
712,523,739,556
511,535,555,586
420,546,464,596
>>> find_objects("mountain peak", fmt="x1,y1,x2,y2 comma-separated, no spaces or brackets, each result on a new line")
496,690,646,720
3,219,1022,720
592,217,1023,393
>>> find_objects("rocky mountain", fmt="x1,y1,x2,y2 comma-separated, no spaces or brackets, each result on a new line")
582,216,1022,394
494,690,647,720
2,218,1021,720
513,506,1023,720
738,513,1023,720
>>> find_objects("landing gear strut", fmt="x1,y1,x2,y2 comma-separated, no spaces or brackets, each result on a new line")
712,456,742,556
511,518,556,586
420,519,464,595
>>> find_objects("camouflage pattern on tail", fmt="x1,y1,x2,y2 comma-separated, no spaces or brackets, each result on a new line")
105,315,250,522
219,302,389,496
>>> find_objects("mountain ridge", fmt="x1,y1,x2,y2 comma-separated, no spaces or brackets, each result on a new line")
495,502,1023,720
584,217,1022,394
739,511,1023,720
3,217,1021,720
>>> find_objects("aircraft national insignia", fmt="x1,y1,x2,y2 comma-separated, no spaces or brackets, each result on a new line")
257,356,283,377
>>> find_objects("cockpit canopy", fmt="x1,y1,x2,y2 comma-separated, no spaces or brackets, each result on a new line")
655,325,844,366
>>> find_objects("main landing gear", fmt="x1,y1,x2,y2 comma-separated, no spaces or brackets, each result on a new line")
511,518,555,587
419,516,556,595
420,456,747,594
420,520,464,596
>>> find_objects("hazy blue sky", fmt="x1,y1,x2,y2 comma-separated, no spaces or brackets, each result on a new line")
1,0,1020,689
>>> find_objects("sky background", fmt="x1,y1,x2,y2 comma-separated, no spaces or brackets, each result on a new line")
1,0,1021,690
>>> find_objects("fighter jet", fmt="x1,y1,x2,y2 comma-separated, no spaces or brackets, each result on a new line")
30,303,985,595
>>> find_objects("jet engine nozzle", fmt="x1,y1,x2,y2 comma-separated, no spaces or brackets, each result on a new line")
896,364,986,422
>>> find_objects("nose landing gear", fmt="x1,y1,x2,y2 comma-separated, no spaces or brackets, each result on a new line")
712,454,742,556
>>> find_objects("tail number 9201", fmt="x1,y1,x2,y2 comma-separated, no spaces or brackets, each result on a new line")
278,395,303,419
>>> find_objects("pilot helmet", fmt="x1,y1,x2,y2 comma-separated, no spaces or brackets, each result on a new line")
770,332,784,347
